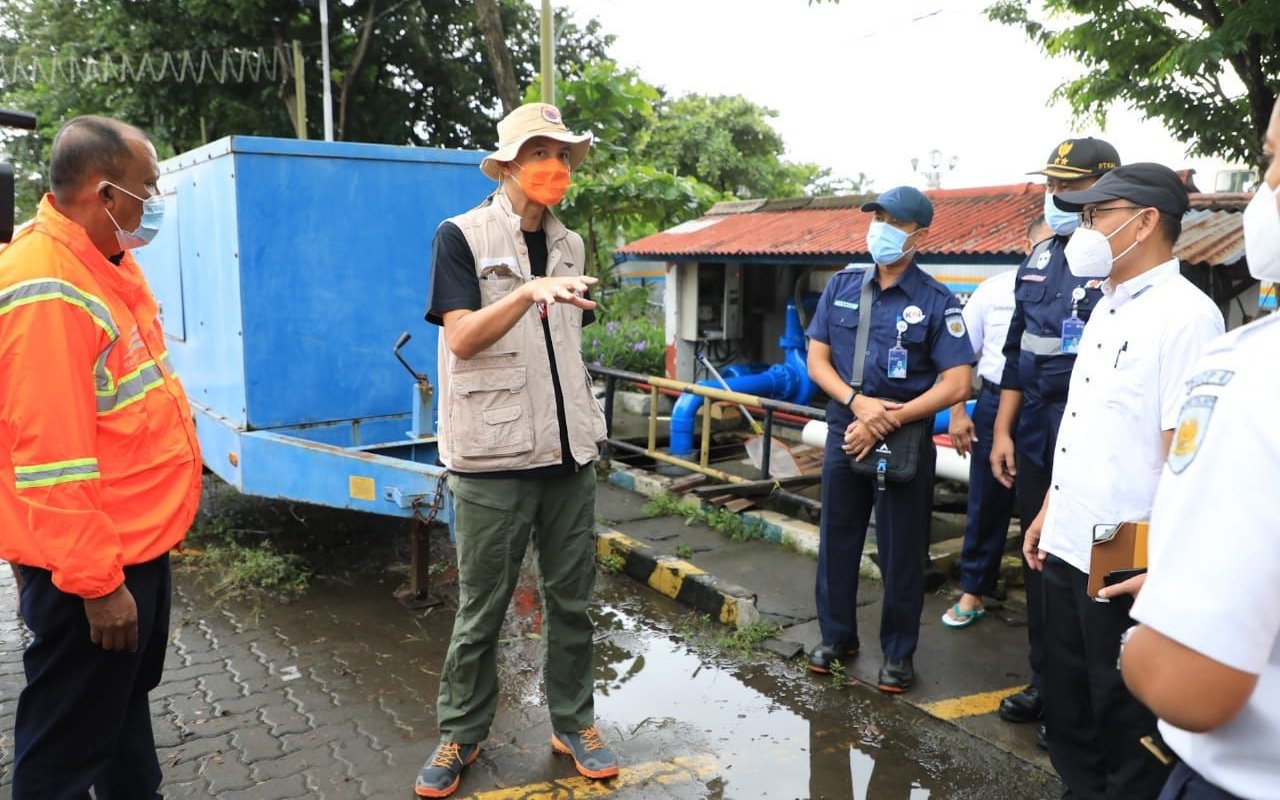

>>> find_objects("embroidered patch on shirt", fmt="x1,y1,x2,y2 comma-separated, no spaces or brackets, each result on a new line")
903,305,925,324
834,299,860,310
1020,273,1047,283
1034,250,1052,269
946,316,967,338
1167,394,1216,475
1184,369,1235,392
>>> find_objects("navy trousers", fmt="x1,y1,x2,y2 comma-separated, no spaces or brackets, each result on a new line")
815,420,936,661
13,554,171,800
958,383,1016,597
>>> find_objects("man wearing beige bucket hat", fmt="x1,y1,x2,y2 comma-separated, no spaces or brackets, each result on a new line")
416,102,616,797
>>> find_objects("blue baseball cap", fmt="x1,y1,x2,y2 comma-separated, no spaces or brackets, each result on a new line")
860,186,934,228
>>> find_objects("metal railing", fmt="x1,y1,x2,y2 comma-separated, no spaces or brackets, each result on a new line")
588,365,825,511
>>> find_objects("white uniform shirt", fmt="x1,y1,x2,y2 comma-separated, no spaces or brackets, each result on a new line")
1039,260,1224,573
1133,314,1280,800
962,270,1017,385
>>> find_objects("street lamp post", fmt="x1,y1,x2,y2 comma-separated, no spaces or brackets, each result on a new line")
911,148,958,189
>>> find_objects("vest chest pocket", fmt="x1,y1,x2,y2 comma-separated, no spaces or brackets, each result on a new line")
1015,282,1046,303
478,269,526,356
449,366,533,458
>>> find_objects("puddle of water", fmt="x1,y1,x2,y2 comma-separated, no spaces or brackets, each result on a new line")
587,580,1055,800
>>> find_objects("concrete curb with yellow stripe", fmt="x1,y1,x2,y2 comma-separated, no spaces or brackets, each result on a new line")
596,526,761,629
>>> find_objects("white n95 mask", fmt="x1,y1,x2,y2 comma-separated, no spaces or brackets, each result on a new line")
1064,210,1144,279
1243,181,1280,282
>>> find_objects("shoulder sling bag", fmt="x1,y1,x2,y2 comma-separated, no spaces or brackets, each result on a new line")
846,267,929,488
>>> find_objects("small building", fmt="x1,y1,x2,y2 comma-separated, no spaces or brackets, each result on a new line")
617,183,1252,382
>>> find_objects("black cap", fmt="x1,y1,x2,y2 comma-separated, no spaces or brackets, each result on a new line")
1029,137,1120,179
1051,163,1190,216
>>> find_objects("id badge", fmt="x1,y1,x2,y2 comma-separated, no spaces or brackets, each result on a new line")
1061,316,1085,354
887,346,908,379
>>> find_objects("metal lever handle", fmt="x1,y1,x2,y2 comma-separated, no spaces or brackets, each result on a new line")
393,331,425,381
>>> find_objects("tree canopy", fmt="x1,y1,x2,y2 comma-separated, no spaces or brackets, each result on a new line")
987,0,1279,174
0,0,610,214
641,94,830,199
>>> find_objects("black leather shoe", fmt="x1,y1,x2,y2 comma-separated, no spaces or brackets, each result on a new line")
807,642,857,674
877,657,914,693
999,685,1043,723
1036,724,1048,750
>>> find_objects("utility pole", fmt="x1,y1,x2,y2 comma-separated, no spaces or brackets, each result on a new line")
540,0,554,105
319,0,335,141
292,39,308,140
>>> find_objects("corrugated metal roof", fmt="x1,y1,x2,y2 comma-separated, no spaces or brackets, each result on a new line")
1177,208,1245,267
618,183,1247,268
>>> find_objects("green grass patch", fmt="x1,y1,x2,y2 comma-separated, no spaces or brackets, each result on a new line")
598,553,626,574
644,492,767,543
716,621,782,657
184,513,311,603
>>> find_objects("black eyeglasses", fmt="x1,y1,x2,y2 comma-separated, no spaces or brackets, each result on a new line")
1079,205,1145,229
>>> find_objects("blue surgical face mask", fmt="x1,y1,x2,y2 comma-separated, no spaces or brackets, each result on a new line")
1043,190,1079,235
866,220,916,265
101,181,165,250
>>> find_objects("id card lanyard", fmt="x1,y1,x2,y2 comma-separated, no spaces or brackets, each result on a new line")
1061,287,1086,354
888,316,908,379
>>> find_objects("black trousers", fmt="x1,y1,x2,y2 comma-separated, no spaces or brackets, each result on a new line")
13,554,171,800
1158,763,1245,800
1042,555,1171,800
1015,458,1051,691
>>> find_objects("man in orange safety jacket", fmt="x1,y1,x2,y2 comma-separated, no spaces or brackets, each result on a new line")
0,115,202,798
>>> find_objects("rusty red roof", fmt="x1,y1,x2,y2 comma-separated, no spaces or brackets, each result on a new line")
618,183,1246,268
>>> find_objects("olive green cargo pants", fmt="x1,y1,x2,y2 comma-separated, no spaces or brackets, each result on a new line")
436,467,597,743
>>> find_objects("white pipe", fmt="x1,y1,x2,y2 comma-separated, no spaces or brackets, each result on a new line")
801,420,971,484
319,0,335,142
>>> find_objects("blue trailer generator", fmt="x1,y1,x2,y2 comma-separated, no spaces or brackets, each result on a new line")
133,136,491,600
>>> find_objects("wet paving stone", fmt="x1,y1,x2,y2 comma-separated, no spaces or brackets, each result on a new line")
0,487,1059,799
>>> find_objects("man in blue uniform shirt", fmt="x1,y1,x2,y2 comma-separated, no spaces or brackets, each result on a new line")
805,186,974,693
989,138,1119,728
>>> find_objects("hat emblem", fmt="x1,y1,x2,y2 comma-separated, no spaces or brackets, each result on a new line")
541,105,562,124
1058,141,1073,158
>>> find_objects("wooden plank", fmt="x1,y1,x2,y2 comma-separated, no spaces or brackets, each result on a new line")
667,473,709,494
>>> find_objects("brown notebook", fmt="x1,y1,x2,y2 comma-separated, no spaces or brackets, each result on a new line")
1088,521,1150,599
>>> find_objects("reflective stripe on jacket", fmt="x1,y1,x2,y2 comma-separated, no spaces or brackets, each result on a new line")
0,195,202,598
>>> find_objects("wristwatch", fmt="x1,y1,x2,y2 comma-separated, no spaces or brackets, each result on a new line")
1116,624,1137,670
844,388,859,407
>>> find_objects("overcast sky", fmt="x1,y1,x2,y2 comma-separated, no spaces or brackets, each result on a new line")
556,0,1239,194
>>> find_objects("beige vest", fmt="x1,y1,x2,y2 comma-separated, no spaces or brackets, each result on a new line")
436,190,607,472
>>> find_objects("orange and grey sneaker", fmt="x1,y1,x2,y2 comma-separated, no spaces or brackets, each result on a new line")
415,741,479,798
551,726,620,779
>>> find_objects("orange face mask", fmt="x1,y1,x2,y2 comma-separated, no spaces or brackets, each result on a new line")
513,159,571,206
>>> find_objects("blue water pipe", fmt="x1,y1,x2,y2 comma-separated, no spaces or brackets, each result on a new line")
932,400,978,435
669,301,816,458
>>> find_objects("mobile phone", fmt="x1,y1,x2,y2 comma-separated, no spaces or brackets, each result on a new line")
1103,567,1147,587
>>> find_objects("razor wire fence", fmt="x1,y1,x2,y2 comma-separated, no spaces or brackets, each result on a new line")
0,45,288,86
